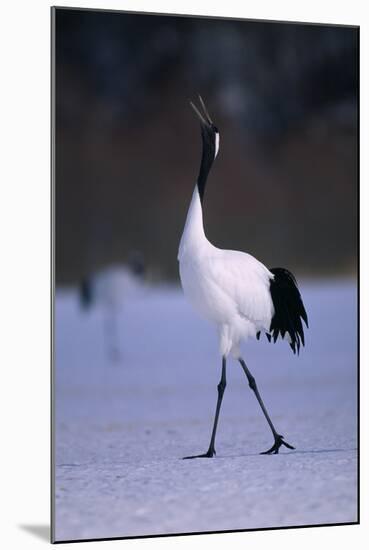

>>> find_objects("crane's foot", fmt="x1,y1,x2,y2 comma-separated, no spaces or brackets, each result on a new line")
260,434,295,455
183,448,215,459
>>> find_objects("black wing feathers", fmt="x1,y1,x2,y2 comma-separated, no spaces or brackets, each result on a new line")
268,267,308,355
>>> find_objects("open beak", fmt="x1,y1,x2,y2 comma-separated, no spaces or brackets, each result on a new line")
190,95,213,127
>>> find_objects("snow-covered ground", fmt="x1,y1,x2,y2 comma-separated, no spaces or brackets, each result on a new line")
54,279,358,542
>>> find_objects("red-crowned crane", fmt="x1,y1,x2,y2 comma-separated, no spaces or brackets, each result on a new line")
178,97,308,458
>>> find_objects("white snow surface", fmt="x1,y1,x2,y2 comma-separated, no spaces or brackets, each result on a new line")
54,280,358,542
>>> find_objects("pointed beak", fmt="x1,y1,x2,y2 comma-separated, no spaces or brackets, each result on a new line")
190,95,213,127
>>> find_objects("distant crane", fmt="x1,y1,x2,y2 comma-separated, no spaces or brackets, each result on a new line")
78,252,146,362
178,97,308,458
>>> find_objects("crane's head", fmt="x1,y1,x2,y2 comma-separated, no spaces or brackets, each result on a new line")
190,96,220,160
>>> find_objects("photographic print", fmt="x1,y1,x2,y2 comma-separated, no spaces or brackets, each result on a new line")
52,6,359,543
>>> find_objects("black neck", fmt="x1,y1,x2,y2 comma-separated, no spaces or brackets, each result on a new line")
197,127,215,204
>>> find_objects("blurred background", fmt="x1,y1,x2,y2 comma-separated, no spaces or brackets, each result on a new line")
55,9,358,285
54,9,358,542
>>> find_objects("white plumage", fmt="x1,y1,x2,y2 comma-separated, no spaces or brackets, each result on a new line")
178,187,274,358
178,97,308,458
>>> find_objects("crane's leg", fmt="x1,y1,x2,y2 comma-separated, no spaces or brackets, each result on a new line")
103,302,121,363
238,358,295,454
183,357,227,459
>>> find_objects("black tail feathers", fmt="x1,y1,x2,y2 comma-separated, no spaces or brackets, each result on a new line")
268,267,308,355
